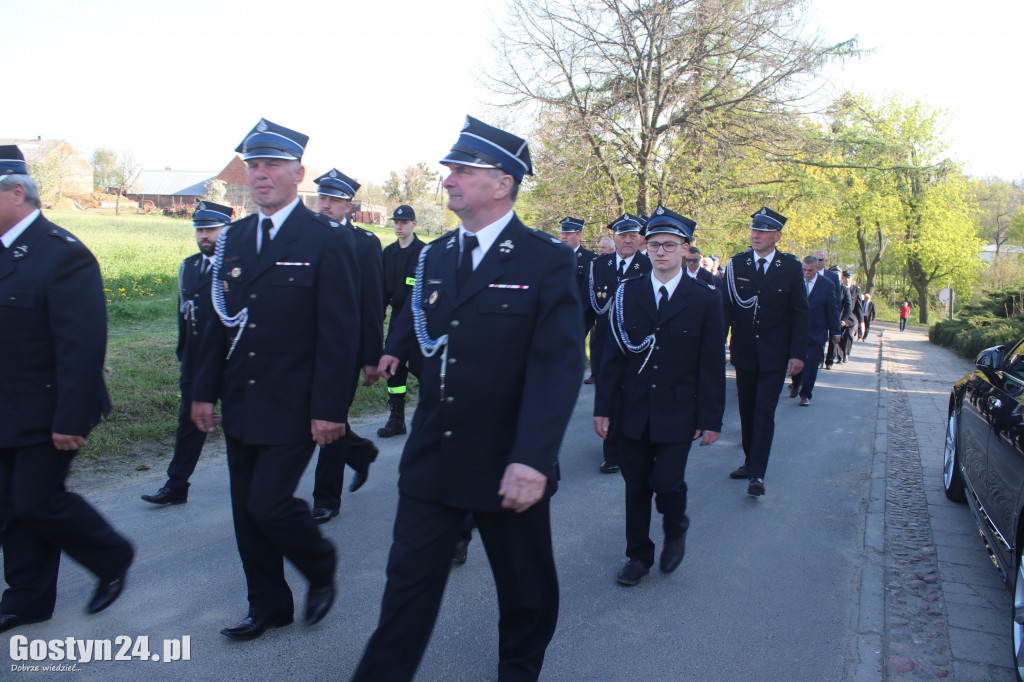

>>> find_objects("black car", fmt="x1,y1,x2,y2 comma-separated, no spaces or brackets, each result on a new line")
944,342,1024,679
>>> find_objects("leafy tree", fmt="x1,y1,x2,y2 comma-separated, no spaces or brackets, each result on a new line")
973,177,1024,252
91,148,120,190
383,162,440,204
203,178,227,204
112,151,143,216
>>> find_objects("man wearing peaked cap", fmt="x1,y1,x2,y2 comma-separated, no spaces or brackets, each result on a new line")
0,145,135,630
559,216,598,343
307,167,385,524
588,213,652,475
192,119,361,639
721,206,808,497
352,117,583,682
377,204,425,438
142,201,233,506
594,203,724,586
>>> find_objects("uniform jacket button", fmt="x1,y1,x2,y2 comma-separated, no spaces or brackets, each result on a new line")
450,320,459,327
445,396,454,403
448,357,457,365
443,430,453,438
248,379,255,385
248,322,256,329
250,293,258,299
248,351,255,357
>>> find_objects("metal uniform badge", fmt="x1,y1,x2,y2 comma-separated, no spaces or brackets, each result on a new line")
12,245,28,260
256,119,268,132
230,267,242,278
198,202,207,211
428,290,439,305
499,239,514,254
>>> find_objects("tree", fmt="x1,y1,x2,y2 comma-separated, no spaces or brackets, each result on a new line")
203,178,227,204
488,0,856,216
383,162,440,204
91,148,120,191
112,151,143,216
973,177,1024,253
29,153,75,207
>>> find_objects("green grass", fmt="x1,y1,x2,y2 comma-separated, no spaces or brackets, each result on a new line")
48,211,414,460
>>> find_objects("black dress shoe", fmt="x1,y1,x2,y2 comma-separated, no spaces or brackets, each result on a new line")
599,461,620,474
452,537,470,564
747,478,765,496
304,583,334,625
141,485,187,505
348,464,370,493
0,613,51,633
728,465,748,479
616,559,650,586
87,567,129,614
583,374,596,385
312,507,339,525
660,536,686,573
220,614,293,640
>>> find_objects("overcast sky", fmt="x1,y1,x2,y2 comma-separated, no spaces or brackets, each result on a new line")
2,0,1021,184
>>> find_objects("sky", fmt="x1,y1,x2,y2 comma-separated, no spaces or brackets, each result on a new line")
2,0,1021,185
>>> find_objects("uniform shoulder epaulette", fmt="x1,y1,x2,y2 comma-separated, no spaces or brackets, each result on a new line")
779,251,800,262
692,277,716,292
524,227,564,248
621,272,646,283
429,229,460,247
46,226,82,246
312,212,341,229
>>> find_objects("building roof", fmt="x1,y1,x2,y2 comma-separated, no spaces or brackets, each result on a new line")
134,170,217,196
0,138,78,164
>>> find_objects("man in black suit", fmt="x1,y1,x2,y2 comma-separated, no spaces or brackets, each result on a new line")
861,293,876,339
142,202,233,505
723,207,808,496
837,270,858,362
559,216,596,341
789,256,841,407
0,146,134,631
685,245,717,285
594,206,724,586
352,116,583,682
192,119,360,639
588,214,652,474
308,168,384,524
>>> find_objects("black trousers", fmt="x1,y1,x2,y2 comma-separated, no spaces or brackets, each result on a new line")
793,343,824,400
590,314,608,379
0,443,133,617
165,380,207,491
385,318,423,392
618,429,692,567
225,437,336,619
312,370,379,511
734,368,787,479
353,495,558,682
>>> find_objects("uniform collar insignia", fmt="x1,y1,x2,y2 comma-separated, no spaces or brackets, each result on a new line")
498,239,515,254
633,262,640,270
446,235,456,248
12,244,28,260
745,256,752,266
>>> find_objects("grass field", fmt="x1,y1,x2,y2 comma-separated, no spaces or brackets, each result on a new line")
49,210,408,461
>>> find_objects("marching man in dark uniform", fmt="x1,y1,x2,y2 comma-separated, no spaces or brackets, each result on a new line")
308,168,385,523
142,201,233,505
559,216,597,341
377,204,425,438
589,214,651,474
192,120,360,639
594,206,724,587
352,116,584,682
723,207,808,497
0,145,134,631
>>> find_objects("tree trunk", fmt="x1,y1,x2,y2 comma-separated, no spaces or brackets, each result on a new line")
917,285,930,324
115,187,122,216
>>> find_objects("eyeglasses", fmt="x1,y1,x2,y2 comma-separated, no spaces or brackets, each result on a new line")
647,241,681,253
684,258,701,263
816,258,825,262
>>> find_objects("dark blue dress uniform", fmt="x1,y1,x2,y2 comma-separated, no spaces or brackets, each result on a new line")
560,216,597,336
0,200,133,622
192,120,360,625
595,207,724,578
722,208,808,491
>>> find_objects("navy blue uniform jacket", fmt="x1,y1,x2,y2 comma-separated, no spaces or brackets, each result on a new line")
176,252,213,383
595,274,725,442
342,220,385,367
193,203,361,444
589,253,652,316
385,216,584,511
807,275,841,345
0,214,110,446
723,249,809,372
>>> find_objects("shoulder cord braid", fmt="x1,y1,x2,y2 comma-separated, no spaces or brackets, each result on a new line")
177,259,197,334
588,258,613,315
725,259,758,314
612,280,656,374
209,227,248,360
409,243,451,398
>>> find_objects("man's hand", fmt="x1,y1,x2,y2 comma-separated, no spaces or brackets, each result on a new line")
52,433,86,451
311,419,346,447
498,463,548,513
832,334,842,346
191,401,221,433
693,429,720,446
362,364,381,386
593,416,609,439
378,355,400,380
786,358,805,377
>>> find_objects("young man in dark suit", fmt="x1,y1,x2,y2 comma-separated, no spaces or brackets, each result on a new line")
353,116,584,682
0,146,134,631
192,120,360,640
142,201,232,505
594,206,724,586
789,256,841,406
722,207,808,497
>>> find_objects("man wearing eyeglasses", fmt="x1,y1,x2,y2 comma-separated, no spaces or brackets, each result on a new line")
594,206,724,586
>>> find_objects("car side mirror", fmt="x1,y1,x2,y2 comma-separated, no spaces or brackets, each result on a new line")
976,345,1006,372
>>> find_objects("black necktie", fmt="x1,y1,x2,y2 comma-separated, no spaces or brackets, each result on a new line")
755,257,767,281
201,258,212,276
658,285,668,310
260,218,273,254
458,234,479,292
617,259,626,280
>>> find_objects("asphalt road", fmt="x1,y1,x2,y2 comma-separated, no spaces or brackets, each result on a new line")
1,341,880,681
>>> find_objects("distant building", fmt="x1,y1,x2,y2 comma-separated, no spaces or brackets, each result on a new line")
0,137,93,196
130,169,216,212
981,244,1024,263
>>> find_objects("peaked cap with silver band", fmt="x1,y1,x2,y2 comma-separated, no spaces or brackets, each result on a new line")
314,168,360,199
559,216,585,232
607,213,642,234
0,145,27,176
645,205,696,241
749,206,787,232
192,201,233,228
235,118,308,161
440,115,533,183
